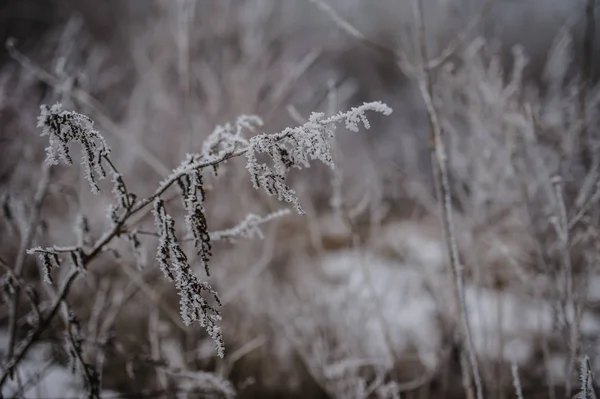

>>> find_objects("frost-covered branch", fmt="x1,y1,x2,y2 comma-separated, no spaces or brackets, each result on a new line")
152,197,223,356
0,269,80,387
26,246,85,284
412,0,483,397
137,209,291,243
64,311,101,398
245,102,392,213
23,101,392,363
38,104,109,193
578,355,597,399
210,209,291,241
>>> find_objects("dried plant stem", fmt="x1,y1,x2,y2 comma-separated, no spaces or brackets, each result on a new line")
578,355,597,399
82,149,244,265
412,0,483,398
575,0,598,237
326,79,402,376
64,310,99,398
7,163,51,359
0,260,41,322
511,363,524,399
149,310,169,390
308,0,493,73
0,269,80,387
581,0,596,162
1,151,226,386
3,150,237,377
427,0,493,69
3,97,391,389
551,178,580,397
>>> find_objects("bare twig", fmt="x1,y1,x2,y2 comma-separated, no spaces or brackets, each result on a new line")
574,0,598,233
0,260,42,323
7,163,51,359
427,0,494,69
64,311,100,398
149,310,169,390
550,177,581,398
308,0,493,73
0,269,80,387
412,0,483,397
511,363,524,399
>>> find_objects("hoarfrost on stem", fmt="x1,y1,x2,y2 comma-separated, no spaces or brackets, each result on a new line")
245,101,392,213
202,115,260,159
37,103,110,193
29,100,392,360
210,209,291,241
152,198,224,357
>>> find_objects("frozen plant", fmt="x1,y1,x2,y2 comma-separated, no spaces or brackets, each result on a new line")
245,101,392,213
13,99,392,382
37,103,110,193
511,363,524,399
152,197,223,356
209,209,292,241
577,355,597,399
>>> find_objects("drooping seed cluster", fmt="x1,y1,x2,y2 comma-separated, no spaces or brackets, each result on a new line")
245,101,392,213
37,103,110,193
153,198,223,357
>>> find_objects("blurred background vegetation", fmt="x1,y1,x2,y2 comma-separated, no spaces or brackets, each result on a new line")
2,0,600,398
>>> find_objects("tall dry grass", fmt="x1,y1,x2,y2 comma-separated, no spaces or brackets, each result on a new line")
2,0,600,398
